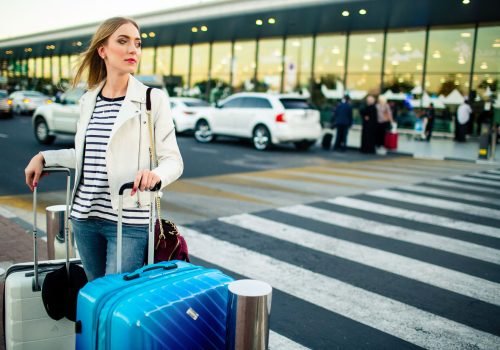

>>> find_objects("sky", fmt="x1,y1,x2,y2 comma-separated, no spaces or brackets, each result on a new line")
0,0,218,40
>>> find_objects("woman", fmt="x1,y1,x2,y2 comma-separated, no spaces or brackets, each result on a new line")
360,95,377,154
375,96,394,151
24,17,183,281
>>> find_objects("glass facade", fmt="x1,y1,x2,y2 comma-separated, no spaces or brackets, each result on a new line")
232,40,256,92
139,47,155,75
172,45,190,95
2,23,498,130
191,43,210,97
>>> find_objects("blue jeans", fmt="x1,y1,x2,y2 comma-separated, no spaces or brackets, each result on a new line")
71,218,148,281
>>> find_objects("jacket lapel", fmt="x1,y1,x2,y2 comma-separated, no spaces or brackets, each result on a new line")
109,75,146,142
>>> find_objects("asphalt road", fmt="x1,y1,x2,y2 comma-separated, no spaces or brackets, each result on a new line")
0,113,374,196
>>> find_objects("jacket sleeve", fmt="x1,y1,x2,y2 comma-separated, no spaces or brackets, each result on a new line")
150,89,184,190
40,149,76,169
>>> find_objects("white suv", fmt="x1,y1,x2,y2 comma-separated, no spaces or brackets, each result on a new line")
32,88,84,144
193,92,321,150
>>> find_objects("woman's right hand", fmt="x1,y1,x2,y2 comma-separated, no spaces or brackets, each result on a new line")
25,153,46,192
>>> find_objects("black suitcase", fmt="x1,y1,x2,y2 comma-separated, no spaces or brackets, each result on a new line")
322,131,333,150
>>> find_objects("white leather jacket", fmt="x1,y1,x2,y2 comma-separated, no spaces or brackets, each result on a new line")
41,74,184,210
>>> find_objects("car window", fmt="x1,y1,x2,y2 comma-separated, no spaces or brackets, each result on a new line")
221,98,243,108
62,88,85,104
242,97,272,109
0,92,7,98
279,98,313,110
184,100,210,107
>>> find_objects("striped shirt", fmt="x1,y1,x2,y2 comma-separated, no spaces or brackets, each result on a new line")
70,93,149,225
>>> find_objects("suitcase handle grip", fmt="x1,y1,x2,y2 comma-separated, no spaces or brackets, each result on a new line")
119,181,161,195
123,263,178,281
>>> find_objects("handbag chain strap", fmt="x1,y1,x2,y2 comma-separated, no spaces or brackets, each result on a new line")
145,88,178,248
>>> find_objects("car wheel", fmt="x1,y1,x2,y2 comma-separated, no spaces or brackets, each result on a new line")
194,119,214,143
34,117,55,145
294,140,316,151
252,125,272,151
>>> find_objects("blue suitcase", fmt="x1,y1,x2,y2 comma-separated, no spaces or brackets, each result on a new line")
75,183,234,349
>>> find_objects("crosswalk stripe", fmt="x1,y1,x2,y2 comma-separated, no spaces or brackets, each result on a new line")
181,226,500,350
427,179,499,195
328,197,500,240
220,213,500,306
279,205,500,265
485,170,500,175
451,175,500,187
369,189,500,219
269,331,310,350
473,173,500,180
399,185,500,206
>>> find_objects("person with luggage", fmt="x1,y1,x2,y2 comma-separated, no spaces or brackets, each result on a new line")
360,95,378,154
375,96,394,154
24,17,183,281
332,95,353,152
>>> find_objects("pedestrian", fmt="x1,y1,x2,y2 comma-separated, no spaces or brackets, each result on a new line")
332,95,353,151
456,98,472,142
360,95,377,154
375,96,394,154
424,103,435,142
24,17,183,281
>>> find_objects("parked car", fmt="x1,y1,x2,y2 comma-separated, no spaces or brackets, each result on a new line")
170,97,214,133
0,90,13,118
193,92,321,150
32,88,84,144
9,90,52,115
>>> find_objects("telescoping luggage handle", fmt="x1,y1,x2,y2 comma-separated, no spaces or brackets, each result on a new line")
33,167,71,291
118,181,161,273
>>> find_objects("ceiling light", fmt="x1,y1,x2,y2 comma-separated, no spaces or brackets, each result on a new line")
268,18,276,24
461,32,471,38
363,54,372,60
191,27,198,32
403,43,412,51
462,0,470,4
487,78,493,84
141,33,147,38
480,62,488,69
432,50,441,59
149,32,156,38
366,37,376,43
416,64,423,71
292,41,300,47
5,50,13,55
331,46,340,54
336,60,344,67
256,19,263,25
492,42,500,48
458,57,465,64
359,9,367,15
392,60,399,66
362,64,369,71
342,11,349,17
77,41,82,46
201,26,208,32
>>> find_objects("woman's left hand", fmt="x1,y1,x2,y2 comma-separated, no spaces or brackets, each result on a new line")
131,169,161,196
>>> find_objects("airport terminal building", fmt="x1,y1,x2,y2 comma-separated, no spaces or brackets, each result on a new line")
0,0,498,123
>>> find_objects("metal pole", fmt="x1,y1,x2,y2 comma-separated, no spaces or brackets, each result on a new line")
226,280,272,350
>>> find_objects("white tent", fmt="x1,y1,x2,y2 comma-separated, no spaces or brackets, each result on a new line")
411,85,423,95
382,89,407,101
410,92,446,109
442,89,465,105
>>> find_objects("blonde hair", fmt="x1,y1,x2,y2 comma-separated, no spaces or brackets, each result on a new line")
72,17,139,89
